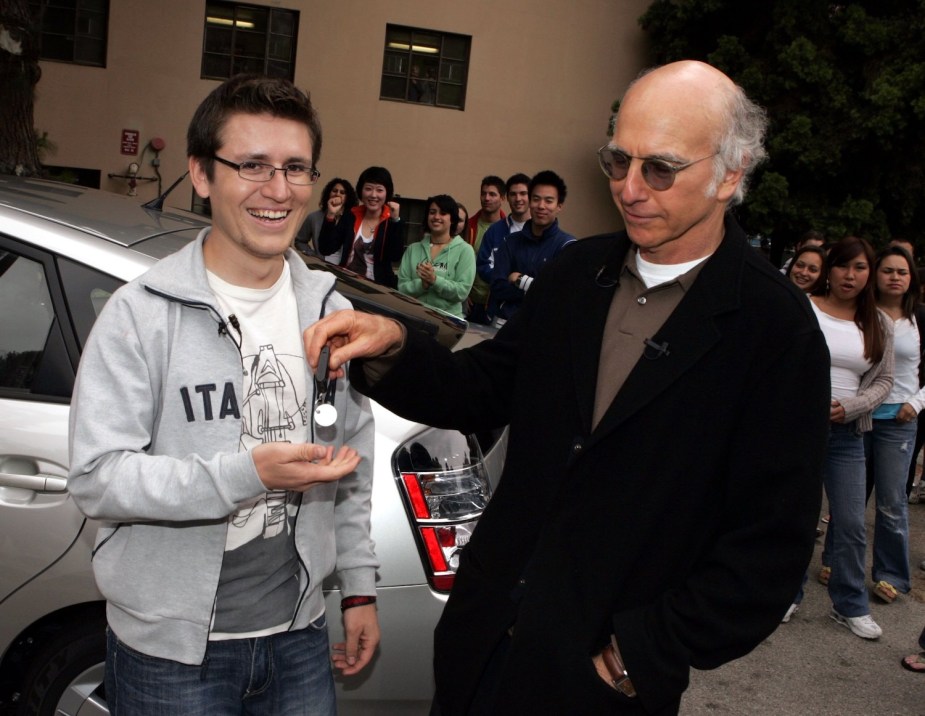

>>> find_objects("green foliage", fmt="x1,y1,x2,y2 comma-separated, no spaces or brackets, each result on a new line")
635,0,925,254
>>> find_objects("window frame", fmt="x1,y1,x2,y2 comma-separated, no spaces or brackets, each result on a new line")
201,0,299,81
29,0,109,68
0,237,82,403
380,24,471,111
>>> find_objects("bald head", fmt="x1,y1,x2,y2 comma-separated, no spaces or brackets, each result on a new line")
616,61,767,206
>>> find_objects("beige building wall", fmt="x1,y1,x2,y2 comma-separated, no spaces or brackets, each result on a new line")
33,0,652,238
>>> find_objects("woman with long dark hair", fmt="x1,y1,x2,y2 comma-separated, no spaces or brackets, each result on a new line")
294,177,357,262
810,236,893,639
785,245,826,295
862,245,924,604
318,166,404,287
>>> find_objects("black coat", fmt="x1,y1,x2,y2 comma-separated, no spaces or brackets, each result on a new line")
353,216,830,715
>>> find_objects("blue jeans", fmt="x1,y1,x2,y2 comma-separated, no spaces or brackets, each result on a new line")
865,418,914,592
106,617,335,716
822,422,870,617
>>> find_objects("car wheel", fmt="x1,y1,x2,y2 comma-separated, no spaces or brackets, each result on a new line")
16,616,107,716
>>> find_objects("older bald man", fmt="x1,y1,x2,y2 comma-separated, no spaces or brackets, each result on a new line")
304,61,830,715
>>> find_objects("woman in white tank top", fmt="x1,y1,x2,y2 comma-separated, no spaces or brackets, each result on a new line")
805,237,893,640
862,246,923,606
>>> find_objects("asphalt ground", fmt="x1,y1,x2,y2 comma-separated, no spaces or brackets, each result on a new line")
680,488,925,716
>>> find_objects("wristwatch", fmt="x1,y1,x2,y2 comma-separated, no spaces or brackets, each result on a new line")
601,635,637,698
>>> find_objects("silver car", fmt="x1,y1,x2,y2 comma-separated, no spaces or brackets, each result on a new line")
0,176,505,716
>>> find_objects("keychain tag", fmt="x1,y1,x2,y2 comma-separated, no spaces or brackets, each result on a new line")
313,345,338,427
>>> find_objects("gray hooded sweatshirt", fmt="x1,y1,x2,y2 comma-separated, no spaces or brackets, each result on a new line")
68,229,378,665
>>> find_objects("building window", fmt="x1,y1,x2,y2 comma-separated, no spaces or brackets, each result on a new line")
29,0,108,67
380,25,470,110
201,1,298,80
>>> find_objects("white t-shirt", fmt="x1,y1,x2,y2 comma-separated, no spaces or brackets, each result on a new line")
885,316,925,410
811,302,871,402
206,261,310,639
348,227,376,280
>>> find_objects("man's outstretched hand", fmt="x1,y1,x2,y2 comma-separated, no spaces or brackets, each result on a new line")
304,310,404,379
253,443,360,491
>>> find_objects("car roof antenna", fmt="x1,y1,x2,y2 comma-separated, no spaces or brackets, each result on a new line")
142,171,189,211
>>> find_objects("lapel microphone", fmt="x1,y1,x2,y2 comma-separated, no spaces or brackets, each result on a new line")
643,338,670,360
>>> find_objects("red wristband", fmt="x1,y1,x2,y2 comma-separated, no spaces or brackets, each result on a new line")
341,595,377,612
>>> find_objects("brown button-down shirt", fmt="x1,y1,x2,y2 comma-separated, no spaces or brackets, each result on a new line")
592,250,707,429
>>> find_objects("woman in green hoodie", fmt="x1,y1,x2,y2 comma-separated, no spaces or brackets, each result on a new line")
398,194,476,318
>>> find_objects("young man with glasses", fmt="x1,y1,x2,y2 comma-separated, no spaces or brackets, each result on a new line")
303,61,828,715
68,75,379,715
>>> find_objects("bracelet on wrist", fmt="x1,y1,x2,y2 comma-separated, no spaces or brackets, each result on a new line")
341,595,377,612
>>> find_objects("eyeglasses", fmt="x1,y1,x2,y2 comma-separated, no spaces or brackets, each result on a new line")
597,145,716,191
212,155,321,185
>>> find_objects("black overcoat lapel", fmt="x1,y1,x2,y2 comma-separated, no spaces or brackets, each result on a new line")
585,218,746,446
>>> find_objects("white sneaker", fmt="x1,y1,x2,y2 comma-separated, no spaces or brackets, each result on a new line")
829,609,882,639
781,603,799,623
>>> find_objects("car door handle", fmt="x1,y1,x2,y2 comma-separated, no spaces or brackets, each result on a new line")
0,472,68,492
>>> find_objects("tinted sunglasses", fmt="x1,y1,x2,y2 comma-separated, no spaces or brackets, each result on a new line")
597,145,716,191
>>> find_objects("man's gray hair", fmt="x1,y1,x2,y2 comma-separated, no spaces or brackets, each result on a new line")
710,82,768,206
622,66,768,206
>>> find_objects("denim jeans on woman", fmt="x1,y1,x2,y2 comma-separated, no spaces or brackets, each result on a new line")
105,616,335,716
864,417,915,592
822,422,872,617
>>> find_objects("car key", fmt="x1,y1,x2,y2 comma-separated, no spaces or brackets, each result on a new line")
313,344,338,427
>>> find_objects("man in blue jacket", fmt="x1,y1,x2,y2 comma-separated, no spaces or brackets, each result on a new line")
476,172,531,320
490,170,576,324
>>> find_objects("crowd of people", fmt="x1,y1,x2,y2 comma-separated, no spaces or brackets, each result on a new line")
293,167,577,328
779,230,925,670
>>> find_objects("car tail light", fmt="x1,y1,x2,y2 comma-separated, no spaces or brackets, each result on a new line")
394,428,493,592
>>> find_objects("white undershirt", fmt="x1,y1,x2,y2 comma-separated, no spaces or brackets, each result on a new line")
636,253,711,288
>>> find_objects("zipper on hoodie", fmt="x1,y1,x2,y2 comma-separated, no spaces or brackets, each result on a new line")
144,286,245,366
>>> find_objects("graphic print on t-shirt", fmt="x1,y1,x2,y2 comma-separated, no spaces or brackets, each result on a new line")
215,335,308,633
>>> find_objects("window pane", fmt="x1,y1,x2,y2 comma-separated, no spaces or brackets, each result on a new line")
232,55,263,75
443,36,467,61
43,7,73,34
77,10,105,35
41,34,75,61
235,5,267,33
82,0,107,11
268,34,291,61
204,26,232,53
234,30,266,57
74,36,104,64
440,60,466,84
410,31,440,53
202,52,231,79
206,2,235,24
380,75,407,100
270,9,294,36
383,51,407,75
0,254,54,392
202,2,297,81
436,83,463,109
266,60,291,78
386,27,412,46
